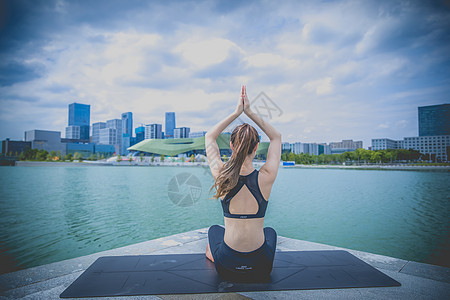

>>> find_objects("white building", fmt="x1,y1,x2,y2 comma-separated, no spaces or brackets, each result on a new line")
106,119,122,148
329,139,363,149
145,124,162,139
174,127,190,139
91,122,106,144
65,125,80,139
99,128,117,145
371,135,450,162
189,131,207,138
403,135,449,162
371,138,402,151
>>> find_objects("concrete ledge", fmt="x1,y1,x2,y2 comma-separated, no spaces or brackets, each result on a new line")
1,228,449,299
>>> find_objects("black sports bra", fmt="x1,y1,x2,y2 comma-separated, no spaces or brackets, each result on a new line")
221,169,268,219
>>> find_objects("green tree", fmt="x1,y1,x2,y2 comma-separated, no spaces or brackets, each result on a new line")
116,154,121,162
370,151,382,163
140,153,144,162
160,154,165,162
151,154,155,162
89,153,96,161
129,156,133,164
191,154,195,162
57,151,62,160
36,150,48,161
19,151,26,161
50,150,57,158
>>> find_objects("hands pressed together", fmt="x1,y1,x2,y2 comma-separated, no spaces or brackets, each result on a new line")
235,85,252,116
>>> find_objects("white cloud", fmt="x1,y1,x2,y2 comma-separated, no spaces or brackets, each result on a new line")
302,77,334,95
173,38,242,69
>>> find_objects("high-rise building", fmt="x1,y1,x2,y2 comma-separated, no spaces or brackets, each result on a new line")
135,126,145,144
106,119,122,145
174,127,190,139
418,104,450,136
91,122,106,144
121,112,133,155
68,103,90,140
145,124,162,139
99,128,117,145
165,112,176,139
65,125,80,139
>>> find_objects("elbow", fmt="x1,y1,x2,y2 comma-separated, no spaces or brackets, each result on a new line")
271,132,282,141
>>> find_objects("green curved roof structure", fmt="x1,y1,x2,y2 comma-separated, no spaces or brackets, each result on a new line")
128,133,269,156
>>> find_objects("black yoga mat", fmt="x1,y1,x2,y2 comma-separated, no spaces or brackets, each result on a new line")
60,250,400,297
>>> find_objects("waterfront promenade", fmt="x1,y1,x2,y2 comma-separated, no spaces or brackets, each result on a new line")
15,160,450,171
1,228,448,299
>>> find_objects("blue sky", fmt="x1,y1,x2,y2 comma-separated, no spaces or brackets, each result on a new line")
0,0,449,147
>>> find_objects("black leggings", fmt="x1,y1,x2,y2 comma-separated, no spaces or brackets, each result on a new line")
208,225,277,283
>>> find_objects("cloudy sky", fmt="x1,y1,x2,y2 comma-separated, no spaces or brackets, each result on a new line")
1,0,449,147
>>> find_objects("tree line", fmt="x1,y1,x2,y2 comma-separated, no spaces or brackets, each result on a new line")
281,148,433,165
12,148,110,161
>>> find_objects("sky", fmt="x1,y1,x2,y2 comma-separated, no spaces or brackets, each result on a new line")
0,0,449,148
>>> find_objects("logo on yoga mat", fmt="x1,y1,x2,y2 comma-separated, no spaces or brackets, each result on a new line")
167,172,202,206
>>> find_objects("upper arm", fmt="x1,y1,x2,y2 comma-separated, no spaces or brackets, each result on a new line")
205,135,224,180
259,135,282,183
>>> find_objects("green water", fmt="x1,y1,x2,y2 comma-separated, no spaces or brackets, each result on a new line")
0,165,449,273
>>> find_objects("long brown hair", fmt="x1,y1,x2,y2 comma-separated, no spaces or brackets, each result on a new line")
210,123,260,199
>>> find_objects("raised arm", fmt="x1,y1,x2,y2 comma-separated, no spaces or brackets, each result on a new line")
243,86,281,181
205,88,244,179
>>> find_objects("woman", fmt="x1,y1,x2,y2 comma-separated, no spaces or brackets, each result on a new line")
204,85,282,282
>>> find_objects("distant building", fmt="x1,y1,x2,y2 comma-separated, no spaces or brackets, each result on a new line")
99,128,117,145
371,138,402,150
91,122,106,144
1,139,31,155
371,136,450,162
65,125,80,139
289,142,330,155
174,127,190,139
165,112,176,139
121,112,133,155
68,102,90,140
145,124,162,139
135,126,145,144
106,119,122,153
189,131,207,138
329,139,363,149
24,129,65,155
65,143,94,158
319,143,332,155
418,104,450,136
94,144,115,156
403,135,449,162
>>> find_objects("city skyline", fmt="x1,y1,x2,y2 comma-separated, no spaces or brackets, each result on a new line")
1,1,449,148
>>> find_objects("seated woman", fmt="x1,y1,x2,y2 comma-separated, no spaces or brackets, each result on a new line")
205,85,282,282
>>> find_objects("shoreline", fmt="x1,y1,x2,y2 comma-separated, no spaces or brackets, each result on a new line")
13,160,450,171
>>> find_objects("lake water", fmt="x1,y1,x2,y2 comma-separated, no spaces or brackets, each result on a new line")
0,165,449,273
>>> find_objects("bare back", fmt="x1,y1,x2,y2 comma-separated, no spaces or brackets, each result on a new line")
223,168,277,252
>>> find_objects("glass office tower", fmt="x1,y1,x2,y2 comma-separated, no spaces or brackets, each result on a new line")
165,112,176,139
418,104,450,136
68,103,90,140
121,112,133,155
